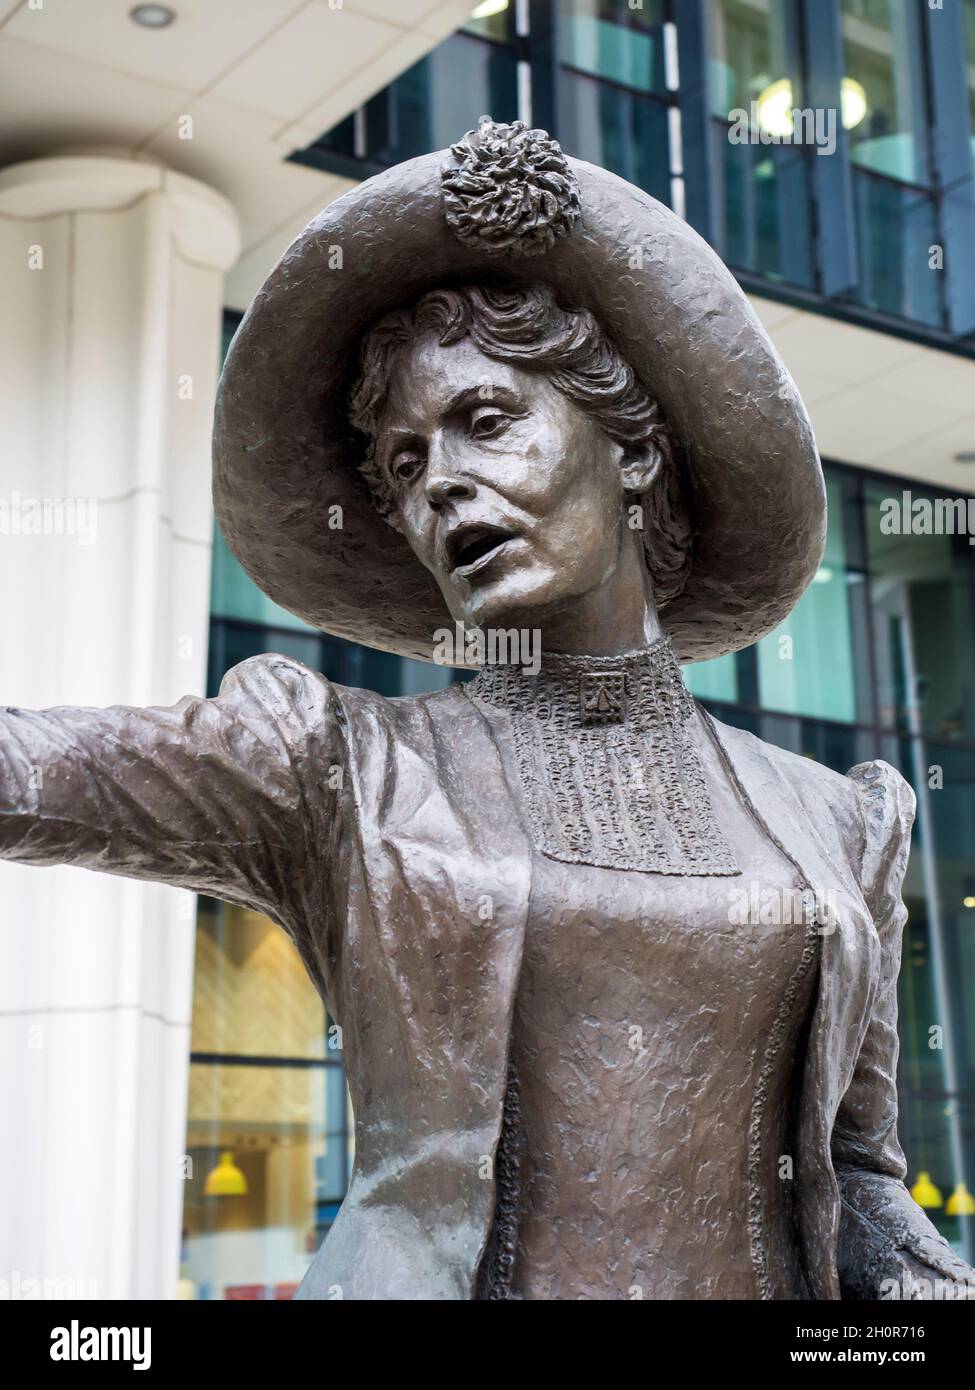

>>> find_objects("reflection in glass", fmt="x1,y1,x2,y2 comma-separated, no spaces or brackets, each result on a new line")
380,36,519,163
864,482,975,741
756,476,858,722
841,0,929,185
706,0,793,121
917,742,975,1099
685,651,738,703
558,69,671,203
316,34,518,168
181,1062,336,1300
463,0,511,45
846,172,942,326
710,126,813,286
211,525,313,632
191,902,326,1060
706,0,812,288
181,903,347,1298
895,1092,975,1257
558,0,667,94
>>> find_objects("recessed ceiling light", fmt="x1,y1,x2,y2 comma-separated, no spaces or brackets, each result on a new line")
130,4,175,27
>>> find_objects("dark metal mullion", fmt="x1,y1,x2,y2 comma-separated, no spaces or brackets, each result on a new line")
696,697,975,752
556,62,672,106
844,162,940,201
671,0,714,242
703,114,941,197
190,1052,339,1069
801,0,858,297
527,0,560,136
851,469,883,743
923,0,975,336
731,266,975,357
769,0,814,295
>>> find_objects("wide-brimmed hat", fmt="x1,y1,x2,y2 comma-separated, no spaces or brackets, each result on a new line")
213,118,825,665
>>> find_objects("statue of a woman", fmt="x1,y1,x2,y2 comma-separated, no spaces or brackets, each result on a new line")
2,119,972,1301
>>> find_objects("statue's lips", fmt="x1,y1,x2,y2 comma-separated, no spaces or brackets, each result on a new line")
446,524,520,578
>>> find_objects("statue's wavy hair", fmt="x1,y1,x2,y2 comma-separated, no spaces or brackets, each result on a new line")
349,282,693,608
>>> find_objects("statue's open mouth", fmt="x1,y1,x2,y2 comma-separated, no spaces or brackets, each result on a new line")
447,524,518,576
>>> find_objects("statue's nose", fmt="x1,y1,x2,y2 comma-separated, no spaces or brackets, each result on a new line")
424,443,476,510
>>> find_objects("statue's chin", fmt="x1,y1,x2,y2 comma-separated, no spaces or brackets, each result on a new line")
452,594,545,636
445,563,566,636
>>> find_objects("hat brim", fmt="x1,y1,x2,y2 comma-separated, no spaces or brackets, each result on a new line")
213,151,825,666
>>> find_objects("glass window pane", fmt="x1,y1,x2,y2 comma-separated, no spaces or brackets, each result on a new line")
706,0,812,287
462,0,512,44
893,737,975,1254
845,172,943,326
182,1061,343,1300
707,0,795,121
379,35,518,163
191,902,326,1061
710,122,814,286
864,481,975,740
316,34,519,167
210,525,315,630
795,716,876,774
685,651,738,703
756,476,859,721
558,69,671,202
895,1093,975,1256
206,619,328,698
921,742,975,1098
558,0,668,95
841,0,929,186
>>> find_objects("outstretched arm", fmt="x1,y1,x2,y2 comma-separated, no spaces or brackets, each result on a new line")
834,760,975,1299
0,654,342,929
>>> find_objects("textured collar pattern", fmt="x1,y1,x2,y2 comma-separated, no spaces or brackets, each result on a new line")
466,637,741,876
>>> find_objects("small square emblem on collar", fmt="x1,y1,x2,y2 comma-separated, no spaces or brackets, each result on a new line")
580,670,627,725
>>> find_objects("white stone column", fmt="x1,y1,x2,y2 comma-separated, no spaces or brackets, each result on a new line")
0,156,240,1299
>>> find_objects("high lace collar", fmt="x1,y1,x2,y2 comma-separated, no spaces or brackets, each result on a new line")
465,635,739,876
468,635,695,730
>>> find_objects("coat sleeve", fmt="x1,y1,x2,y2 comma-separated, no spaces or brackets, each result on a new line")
0,653,343,934
834,759,975,1299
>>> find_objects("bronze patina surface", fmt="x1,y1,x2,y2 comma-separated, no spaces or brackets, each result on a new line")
2,119,973,1300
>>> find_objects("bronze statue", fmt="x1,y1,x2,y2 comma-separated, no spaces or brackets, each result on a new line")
2,119,973,1300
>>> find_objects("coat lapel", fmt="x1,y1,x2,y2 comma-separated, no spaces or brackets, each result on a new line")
315,682,533,1298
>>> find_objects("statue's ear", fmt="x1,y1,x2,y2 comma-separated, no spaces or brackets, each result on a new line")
619,440,664,495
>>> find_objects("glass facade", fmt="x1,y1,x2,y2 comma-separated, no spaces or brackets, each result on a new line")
294,0,975,343
556,1,676,206
689,466,975,1260
706,0,816,287
181,895,344,1302
186,1,975,1294
840,0,943,325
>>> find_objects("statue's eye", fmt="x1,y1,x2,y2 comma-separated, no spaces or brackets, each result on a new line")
469,407,508,440
392,450,424,483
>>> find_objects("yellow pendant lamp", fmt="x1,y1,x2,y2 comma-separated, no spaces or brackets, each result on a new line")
909,1171,943,1209
204,1151,247,1197
946,1182,975,1217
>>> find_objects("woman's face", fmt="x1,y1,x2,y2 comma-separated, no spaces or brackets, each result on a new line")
375,333,644,633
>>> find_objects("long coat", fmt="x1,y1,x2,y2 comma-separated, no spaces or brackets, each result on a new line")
1,653,970,1299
